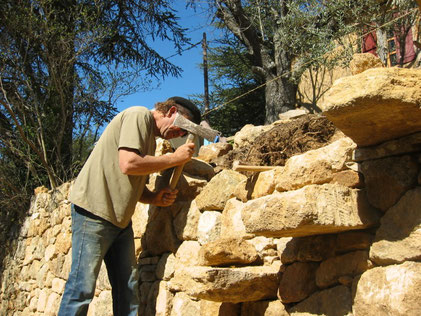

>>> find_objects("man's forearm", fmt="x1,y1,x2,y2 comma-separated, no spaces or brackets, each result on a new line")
119,148,179,176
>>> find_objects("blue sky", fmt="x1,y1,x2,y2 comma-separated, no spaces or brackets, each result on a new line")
116,2,218,112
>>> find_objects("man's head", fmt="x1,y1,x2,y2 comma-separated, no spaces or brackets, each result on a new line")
153,97,201,139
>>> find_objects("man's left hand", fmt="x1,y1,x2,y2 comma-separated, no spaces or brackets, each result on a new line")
153,187,178,207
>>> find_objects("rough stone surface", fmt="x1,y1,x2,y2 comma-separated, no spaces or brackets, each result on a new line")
361,155,418,212
289,285,353,316
199,237,259,266
370,187,421,265
220,198,253,239
168,263,281,303
275,137,356,192
242,184,379,237
197,143,233,163
233,124,273,149
278,262,318,303
354,132,421,162
321,68,421,146
353,262,421,316
316,250,371,288
197,211,222,245
349,53,384,75
195,170,247,211
281,235,336,264
241,300,289,316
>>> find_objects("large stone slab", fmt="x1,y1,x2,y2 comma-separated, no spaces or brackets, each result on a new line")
353,262,421,316
168,262,281,303
242,184,379,238
321,68,421,146
316,250,371,288
199,237,259,267
278,262,318,303
361,155,418,212
353,131,421,162
195,170,247,211
370,187,421,265
275,137,356,192
289,285,352,316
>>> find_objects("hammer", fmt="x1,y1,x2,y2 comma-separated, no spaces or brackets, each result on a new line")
169,113,220,189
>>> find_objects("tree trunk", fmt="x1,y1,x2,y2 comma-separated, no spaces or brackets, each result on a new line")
264,75,297,124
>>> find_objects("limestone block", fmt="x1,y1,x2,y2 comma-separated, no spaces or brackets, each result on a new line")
175,240,202,267
280,235,336,264
349,53,384,75
44,291,61,316
354,132,421,162
370,187,421,265
140,264,158,282
330,169,363,188
289,285,352,316
174,201,201,241
156,253,176,281
168,262,281,303
176,173,209,201
278,262,318,303
132,202,150,238
155,281,174,316
361,155,418,212
321,68,421,146
55,232,72,255
170,292,200,316
198,237,259,266
275,137,356,192
335,231,373,253
242,184,379,238
252,169,277,199
353,262,421,316
36,288,49,312
278,109,308,120
44,244,56,262
220,198,253,239
88,290,112,316
233,124,272,149
232,179,252,202
183,158,216,181
195,170,247,211
198,143,233,163
200,300,240,316
316,250,371,288
197,211,221,245
51,278,66,294
141,206,181,257
241,300,289,316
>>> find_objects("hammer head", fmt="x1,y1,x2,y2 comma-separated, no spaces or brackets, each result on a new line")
173,113,220,142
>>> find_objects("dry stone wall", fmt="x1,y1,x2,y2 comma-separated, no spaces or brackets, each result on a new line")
1,65,421,315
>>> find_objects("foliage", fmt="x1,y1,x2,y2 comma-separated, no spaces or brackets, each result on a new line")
0,0,190,253
196,0,407,124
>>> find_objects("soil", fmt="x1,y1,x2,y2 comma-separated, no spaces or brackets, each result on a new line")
216,114,339,170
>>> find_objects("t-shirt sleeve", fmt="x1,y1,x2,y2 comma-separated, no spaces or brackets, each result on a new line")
118,109,152,155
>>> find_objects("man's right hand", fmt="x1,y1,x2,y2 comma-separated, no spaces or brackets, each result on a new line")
172,142,195,165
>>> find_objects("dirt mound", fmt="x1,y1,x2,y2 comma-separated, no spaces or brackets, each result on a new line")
217,114,338,169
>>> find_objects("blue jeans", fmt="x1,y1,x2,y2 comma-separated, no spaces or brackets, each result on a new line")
58,205,139,316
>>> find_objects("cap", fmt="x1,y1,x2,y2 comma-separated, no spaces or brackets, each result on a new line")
167,96,201,124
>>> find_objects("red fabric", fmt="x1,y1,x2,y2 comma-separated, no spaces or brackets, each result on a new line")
362,32,378,56
395,28,415,64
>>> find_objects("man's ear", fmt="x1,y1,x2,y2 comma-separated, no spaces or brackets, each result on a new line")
166,106,178,117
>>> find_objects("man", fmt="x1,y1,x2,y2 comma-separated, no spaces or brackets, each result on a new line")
58,97,201,316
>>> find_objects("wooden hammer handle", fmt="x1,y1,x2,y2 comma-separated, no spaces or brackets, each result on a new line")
169,133,195,189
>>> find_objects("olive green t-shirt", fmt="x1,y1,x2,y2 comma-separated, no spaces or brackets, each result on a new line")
69,106,156,228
